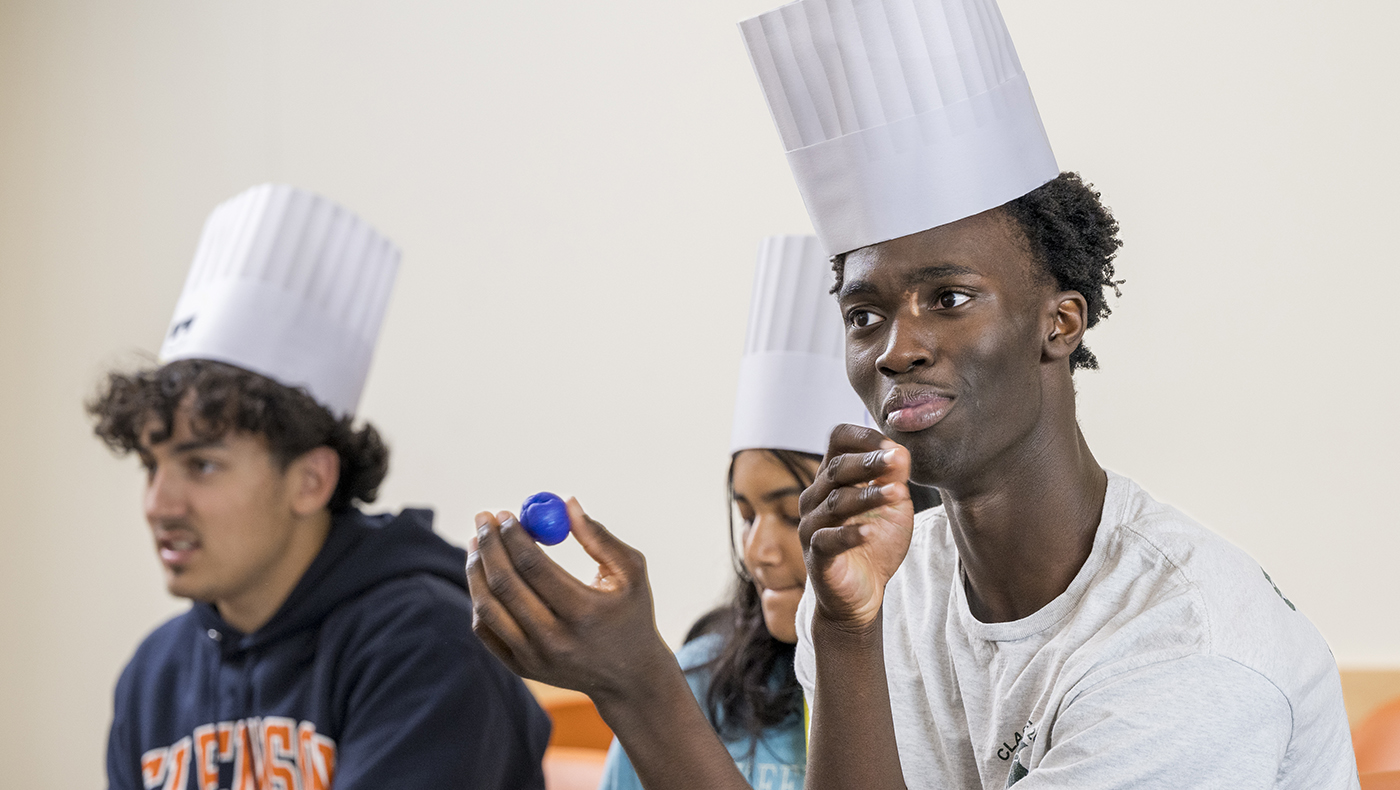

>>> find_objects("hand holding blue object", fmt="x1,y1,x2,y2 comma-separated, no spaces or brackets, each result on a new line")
519,492,571,545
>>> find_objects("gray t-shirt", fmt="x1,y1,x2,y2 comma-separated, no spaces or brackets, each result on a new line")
795,471,1359,789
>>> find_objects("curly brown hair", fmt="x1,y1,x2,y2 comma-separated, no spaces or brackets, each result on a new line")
87,359,389,511
832,171,1124,371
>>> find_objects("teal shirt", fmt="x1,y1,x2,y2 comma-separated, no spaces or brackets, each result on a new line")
596,633,805,790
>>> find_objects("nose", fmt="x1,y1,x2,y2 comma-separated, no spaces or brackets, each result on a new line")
876,316,932,376
143,465,186,524
743,511,789,571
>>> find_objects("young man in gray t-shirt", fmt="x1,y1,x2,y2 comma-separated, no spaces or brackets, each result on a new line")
725,0,1360,784
795,175,1359,788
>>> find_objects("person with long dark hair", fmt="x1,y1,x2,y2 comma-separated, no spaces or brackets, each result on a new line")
596,445,820,788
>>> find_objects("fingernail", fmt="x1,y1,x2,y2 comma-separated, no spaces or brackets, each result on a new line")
881,449,898,464
880,483,899,497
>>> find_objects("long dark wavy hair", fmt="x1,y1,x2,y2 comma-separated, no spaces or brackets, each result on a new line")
685,448,821,742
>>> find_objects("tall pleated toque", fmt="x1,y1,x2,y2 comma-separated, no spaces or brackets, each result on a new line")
730,235,870,456
739,0,1059,256
160,184,401,416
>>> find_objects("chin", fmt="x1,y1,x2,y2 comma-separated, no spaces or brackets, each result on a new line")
768,628,799,645
164,582,197,601
909,460,949,488
762,609,800,645
903,436,965,488
164,574,211,602
879,424,945,471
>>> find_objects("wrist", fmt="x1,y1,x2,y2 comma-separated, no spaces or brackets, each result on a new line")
588,637,687,724
812,604,883,649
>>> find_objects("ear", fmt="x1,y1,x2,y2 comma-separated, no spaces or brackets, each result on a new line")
1043,290,1089,364
287,446,340,516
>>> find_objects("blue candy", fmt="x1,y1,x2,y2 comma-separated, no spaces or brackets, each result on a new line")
519,492,571,545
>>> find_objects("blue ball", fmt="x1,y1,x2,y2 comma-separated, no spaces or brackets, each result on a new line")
519,492,570,546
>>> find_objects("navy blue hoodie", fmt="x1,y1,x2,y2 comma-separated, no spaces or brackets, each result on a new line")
107,508,551,790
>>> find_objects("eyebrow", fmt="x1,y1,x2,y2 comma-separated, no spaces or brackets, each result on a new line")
762,486,805,503
840,263,978,301
170,437,226,454
735,486,806,504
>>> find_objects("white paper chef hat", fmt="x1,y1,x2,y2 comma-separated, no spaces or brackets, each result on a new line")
158,184,400,417
730,235,869,456
739,0,1059,256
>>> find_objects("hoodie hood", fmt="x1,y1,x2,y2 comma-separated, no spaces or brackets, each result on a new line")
194,507,463,655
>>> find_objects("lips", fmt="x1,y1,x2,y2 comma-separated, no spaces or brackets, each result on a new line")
155,531,201,567
759,585,804,608
883,387,954,434
753,572,804,599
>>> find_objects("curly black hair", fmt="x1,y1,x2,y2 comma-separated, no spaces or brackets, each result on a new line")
833,171,1124,370
87,359,389,511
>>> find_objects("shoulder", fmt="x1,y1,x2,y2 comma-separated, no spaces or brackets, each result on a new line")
309,569,521,708
1081,474,1352,767
674,632,725,706
111,609,211,746
676,632,725,672
1103,474,1336,668
359,571,470,613
117,609,206,693
320,572,547,727
1107,473,1265,590
321,572,476,657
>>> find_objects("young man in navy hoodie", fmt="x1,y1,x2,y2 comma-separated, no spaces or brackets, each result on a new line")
90,184,550,790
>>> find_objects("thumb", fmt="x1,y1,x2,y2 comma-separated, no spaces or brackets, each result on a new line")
875,442,912,486
565,497,642,591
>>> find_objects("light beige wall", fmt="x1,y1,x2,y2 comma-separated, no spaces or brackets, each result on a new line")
0,1,1395,786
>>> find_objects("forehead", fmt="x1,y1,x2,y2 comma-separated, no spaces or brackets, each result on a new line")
137,405,259,456
841,209,1039,296
732,450,811,494
139,408,194,449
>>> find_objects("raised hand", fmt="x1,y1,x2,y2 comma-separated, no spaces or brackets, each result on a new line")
798,424,915,629
466,498,674,704
467,499,756,790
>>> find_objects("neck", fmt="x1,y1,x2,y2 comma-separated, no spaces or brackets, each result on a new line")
940,385,1107,624
217,509,333,634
